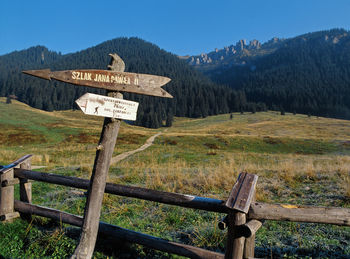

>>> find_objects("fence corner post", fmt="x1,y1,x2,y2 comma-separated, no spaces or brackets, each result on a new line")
224,172,258,259
0,169,16,222
225,211,246,259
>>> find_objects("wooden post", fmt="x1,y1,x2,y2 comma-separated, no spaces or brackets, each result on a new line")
0,169,15,222
72,93,122,259
244,191,256,259
19,157,32,220
225,212,246,259
72,55,124,259
243,220,262,258
0,155,32,222
224,172,258,259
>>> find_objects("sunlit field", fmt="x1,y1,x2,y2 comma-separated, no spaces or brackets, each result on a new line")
1,98,349,258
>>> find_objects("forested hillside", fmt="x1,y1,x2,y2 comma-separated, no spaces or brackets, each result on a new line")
0,38,248,128
3,29,349,127
194,29,350,119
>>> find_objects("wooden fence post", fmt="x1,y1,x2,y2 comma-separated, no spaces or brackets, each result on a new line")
1,155,32,222
0,169,18,222
225,211,246,259
244,191,257,259
224,172,258,259
19,157,32,220
243,219,262,258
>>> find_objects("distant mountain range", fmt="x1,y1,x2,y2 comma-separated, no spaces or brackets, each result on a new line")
1,29,350,129
184,29,350,119
180,36,284,72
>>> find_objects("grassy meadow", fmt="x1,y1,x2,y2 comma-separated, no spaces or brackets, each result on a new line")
0,98,350,258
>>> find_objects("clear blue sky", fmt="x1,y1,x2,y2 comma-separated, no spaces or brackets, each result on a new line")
1,0,349,56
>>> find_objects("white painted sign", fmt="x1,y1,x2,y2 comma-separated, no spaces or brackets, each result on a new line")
75,93,139,121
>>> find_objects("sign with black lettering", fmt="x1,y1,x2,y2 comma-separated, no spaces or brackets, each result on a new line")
75,93,139,121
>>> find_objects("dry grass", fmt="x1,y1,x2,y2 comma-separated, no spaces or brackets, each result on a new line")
169,112,350,140
1,100,350,204
2,100,350,257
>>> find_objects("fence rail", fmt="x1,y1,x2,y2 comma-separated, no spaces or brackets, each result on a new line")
1,155,350,258
14,168,350,227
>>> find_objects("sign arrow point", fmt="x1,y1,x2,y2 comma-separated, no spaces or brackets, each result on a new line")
22,69,52,80
75,93,89,111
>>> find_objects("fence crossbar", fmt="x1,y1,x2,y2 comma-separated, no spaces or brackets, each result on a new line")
14,168,350,226
14,200,224,259
14,168,228,213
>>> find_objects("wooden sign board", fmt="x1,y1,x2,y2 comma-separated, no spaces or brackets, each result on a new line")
23,69,172,98
75,93,139,121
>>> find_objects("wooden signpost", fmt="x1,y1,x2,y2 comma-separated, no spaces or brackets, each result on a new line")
23,54,172,259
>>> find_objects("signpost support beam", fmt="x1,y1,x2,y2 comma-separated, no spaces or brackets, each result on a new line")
71,55,124,259
72,93,122,259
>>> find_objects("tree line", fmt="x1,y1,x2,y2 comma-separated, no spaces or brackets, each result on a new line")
0,38,252,128
207,29,350,120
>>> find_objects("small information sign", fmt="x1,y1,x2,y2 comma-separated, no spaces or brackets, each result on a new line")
75,93,139,121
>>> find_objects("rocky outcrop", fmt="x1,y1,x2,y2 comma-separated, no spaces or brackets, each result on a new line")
186,38,266,66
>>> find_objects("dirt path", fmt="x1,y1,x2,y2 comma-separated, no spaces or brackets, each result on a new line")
110,131,163,165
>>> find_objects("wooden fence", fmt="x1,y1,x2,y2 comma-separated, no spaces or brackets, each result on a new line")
1,155,350,258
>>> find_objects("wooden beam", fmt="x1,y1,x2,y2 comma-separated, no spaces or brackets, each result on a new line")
0,211,20,221
249,202,350,226
14,168,227,213
72,92,123,259
14,201,224,259
13,169,350,226
241,220,262,238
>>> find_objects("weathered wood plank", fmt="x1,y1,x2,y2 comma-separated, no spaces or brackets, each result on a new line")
14,201,224,259
14,168,227,213
22,69,172,98
225,173,258,213
249,202,350,226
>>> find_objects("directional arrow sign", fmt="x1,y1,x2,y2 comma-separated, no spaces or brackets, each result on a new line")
23,69,172,98
75,93,139,121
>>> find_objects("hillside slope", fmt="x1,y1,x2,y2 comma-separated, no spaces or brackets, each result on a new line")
187,29,350,119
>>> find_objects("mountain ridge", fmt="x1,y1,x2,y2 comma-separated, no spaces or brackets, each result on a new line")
185,28,350,119
184,28,348,71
